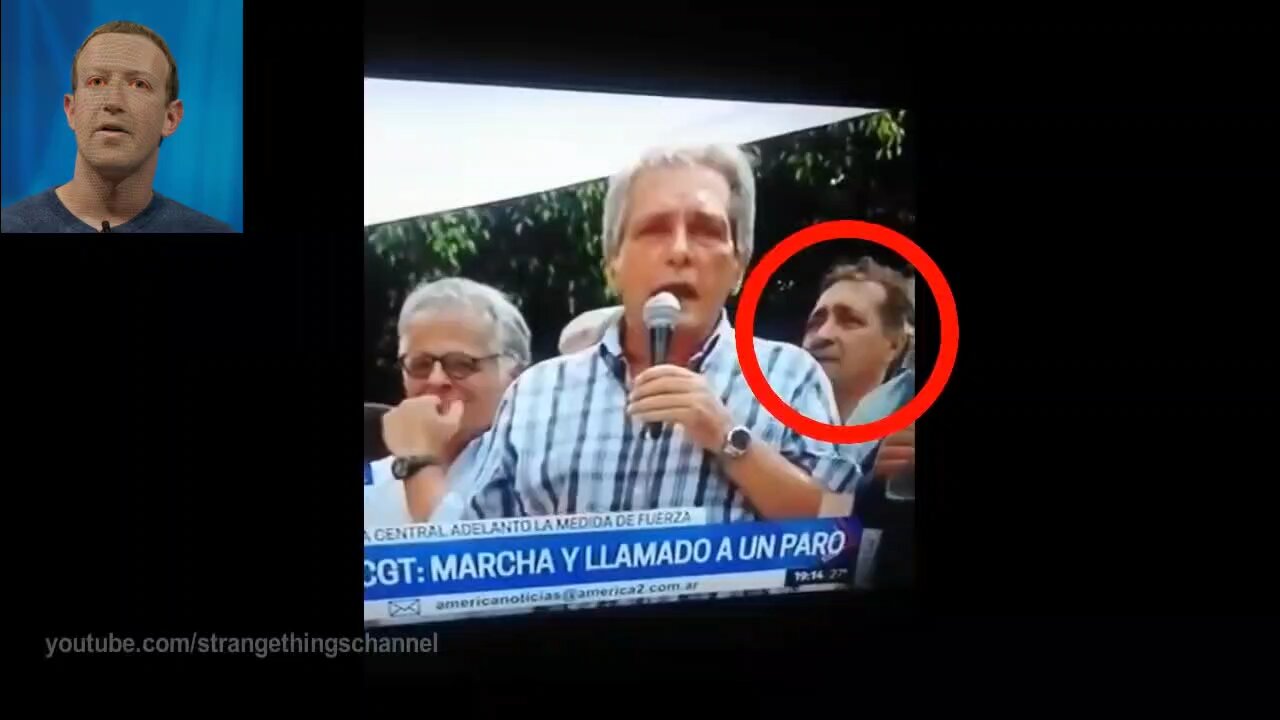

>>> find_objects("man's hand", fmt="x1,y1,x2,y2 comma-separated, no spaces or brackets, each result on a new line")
628,365,733,452
382,395,464,458
873,424,915,479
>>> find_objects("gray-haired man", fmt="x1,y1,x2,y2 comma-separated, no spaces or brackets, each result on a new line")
418,144,877,523
365,277,531,527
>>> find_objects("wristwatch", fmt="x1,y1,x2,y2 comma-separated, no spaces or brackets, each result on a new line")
721,425,753,459
391,454,441,480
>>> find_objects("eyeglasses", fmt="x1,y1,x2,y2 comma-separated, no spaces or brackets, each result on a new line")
396,352,502,381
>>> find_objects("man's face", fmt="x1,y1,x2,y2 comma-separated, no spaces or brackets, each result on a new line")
803,280,903,393
609,164,743,334
64,33,180,179
398,310,517,443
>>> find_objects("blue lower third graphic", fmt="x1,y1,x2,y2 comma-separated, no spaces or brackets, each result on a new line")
364,516,860,601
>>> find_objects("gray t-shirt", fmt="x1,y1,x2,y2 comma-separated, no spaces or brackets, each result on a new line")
1,188,235,233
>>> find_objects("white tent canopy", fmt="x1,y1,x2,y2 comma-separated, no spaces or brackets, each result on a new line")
364,79,879,227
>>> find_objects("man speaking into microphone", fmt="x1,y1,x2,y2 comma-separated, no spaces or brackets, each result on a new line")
434,143,872,523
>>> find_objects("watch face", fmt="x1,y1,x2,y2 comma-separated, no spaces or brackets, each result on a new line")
729,427,751,453
392,457,409,479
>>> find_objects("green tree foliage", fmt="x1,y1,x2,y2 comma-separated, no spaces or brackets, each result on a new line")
366,110,913,403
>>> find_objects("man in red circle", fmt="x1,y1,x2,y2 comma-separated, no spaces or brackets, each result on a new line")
803,258,913,423
803,258,918,587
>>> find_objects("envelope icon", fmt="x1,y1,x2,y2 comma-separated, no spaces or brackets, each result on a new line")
388,599,422,617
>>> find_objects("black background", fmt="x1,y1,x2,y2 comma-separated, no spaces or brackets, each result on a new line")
18,4,1280,699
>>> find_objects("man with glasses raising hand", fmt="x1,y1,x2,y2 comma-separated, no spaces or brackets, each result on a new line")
365,277,531,527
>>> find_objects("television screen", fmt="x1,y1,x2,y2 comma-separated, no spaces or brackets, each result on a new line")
363,78,918,625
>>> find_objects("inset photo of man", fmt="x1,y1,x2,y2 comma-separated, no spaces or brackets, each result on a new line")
1,1,242,233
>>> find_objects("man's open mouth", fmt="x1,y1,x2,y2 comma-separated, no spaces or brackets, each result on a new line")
96,124,130,135
654,282,699,300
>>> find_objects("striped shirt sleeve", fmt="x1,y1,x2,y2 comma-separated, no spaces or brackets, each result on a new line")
457,382,524,520
779,351,864,494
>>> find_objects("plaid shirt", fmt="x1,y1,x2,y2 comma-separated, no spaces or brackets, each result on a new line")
457,311,863,522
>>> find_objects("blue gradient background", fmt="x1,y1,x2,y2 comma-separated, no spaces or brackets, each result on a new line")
1,0,243,231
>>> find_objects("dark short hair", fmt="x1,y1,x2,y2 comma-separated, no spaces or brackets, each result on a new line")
819,257,914,336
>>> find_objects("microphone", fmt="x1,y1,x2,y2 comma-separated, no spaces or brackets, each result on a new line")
642,291,681,439
101,221,111,233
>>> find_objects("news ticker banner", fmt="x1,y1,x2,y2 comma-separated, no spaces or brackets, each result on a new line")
364,508,862,622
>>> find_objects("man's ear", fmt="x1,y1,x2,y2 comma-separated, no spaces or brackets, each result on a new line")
730,248,748,295
64,94,76,129
604,256,620,294
163,99,184,140
887,329,912,368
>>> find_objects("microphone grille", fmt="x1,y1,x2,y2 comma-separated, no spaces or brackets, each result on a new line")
643,292,681,328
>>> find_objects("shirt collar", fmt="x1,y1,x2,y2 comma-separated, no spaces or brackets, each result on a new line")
50,187,162,232
599,309,733,377
844,368,916,425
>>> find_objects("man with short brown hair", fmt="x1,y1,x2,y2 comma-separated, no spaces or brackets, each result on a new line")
803,256,914,422
805,257,918,590
1,21,234,233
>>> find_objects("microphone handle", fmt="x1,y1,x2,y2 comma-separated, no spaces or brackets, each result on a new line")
647,325,671,439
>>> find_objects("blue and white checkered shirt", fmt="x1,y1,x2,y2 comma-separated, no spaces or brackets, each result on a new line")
456,311,863,522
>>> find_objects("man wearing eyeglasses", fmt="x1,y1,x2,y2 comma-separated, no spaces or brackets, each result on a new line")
365,277,531,528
